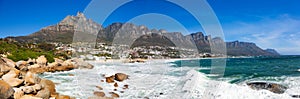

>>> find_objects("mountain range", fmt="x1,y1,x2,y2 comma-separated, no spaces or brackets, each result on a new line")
6,12,279,56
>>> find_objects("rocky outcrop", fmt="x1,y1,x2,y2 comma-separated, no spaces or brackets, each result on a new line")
0,57,73,99
247,82,288,94
92,73,130,98
115,73,128,82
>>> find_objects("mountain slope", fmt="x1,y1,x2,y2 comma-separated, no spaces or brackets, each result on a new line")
7,12,279,56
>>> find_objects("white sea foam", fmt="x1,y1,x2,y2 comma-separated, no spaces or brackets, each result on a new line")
39,59,296,99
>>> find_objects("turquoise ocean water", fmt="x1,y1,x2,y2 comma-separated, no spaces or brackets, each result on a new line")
172,55,300,84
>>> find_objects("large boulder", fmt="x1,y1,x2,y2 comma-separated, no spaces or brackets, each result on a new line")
24,71,41,85
1,57,16,68
115,73,128,82
4,78,24,87
0,59,11,73
35,88,50,99
2,69,24,87
70,58,94,69
94,91,105,97
2,68,20,80
0,80,14,99
16,61,28,71
106,75,115,83
247,82,288,94
36,55,47,67
40,79,57,96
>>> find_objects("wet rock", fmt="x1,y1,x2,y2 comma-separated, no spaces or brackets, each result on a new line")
247,82,288,94
0,80,14,99
94,91,105,97
114,82,118,87
96,86,103,90
110,92,119,98
106,76,115,83
123,85,129,89
115,73,128,81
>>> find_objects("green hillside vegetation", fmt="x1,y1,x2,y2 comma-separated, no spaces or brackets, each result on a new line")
0,39,58,62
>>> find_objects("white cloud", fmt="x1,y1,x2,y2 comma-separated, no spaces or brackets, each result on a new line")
223,14,300,55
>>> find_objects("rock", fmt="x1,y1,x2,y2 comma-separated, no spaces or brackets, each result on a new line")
14,88,24,99
16,61,28,71
68,74,74,76
123,85,129,89
28,64,40,69
55,65,75,71
29,67,46,74
115,73,128,81
27,58,36,65
96,86,103,90
40,79,57,96
48,62,59,67
35,88,50,99
2,68,20,80
247,82,288,94
54,58,64,64
0,59,12,73
21,86,34,94
20,95,42,99
114,83,118,87
110,92,119,98
105,76,115,83
0,80,14,99
70,58,94,69
94,91,105,97
36,55,47,67
113,89,117,91
55,94,72,99
16,61,27,67
33,84,43,91
2,57,16,68
3,77,24,87
25,71,41,85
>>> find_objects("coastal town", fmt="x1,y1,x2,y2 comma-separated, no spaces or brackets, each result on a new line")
52,42,222,61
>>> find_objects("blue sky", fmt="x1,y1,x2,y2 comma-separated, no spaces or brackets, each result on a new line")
0,0,300,54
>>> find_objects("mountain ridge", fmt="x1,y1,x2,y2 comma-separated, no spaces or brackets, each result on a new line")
6,12,280,56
